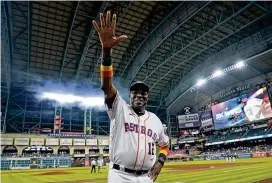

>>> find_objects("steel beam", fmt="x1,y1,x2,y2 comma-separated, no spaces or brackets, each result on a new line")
144,2,255,91
59,1,79,81
167,48,272,113
5,1,14,74
161,28,272,112
124,2,211,86
148,6,270,92
84,109,92,134
22,2,32,132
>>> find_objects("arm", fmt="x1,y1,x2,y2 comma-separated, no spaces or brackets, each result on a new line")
92,11,127,102
148,124,170,181
100,47,117,101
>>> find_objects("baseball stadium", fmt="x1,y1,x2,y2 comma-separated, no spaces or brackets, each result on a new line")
1,1,272,183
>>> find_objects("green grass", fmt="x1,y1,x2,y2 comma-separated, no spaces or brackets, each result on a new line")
1,158,272,183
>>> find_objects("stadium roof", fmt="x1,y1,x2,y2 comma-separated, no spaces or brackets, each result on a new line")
2,1,272,118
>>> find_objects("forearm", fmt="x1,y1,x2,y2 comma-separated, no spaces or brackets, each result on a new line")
100,48,117,99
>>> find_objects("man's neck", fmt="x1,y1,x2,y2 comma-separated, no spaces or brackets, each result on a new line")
133,107,145,116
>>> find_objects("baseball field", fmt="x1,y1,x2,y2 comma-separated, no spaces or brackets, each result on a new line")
2,158,272,183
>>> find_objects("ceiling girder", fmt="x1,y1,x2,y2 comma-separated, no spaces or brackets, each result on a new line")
74,1,107,80
58,1,80,81
145,2,269,93
124,1,211,86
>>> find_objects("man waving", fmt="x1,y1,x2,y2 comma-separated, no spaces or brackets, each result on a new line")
92,11,169,183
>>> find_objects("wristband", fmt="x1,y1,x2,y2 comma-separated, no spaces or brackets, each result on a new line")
158,153,166,161
157,159,164,166
100,65,113,77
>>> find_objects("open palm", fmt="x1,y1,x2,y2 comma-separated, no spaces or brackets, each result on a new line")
92,11,127,48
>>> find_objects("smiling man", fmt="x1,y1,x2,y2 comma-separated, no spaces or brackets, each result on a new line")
92,11,169,183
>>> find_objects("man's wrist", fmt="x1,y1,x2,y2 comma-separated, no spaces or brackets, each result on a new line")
102,47,112,59
157,159,164,166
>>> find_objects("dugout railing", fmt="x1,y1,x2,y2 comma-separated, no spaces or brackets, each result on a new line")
0,157,71,170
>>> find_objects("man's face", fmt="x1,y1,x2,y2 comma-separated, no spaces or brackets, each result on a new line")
130,89,148,109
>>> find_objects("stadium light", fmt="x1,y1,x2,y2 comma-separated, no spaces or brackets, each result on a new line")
235,61,245,68
213,70,224,77
190,59,248,92
196,79,206,87
41,92,104,107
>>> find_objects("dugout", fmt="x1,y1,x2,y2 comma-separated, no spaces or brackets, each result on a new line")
58,146,70,155
22,146,53,156
2,146,18,154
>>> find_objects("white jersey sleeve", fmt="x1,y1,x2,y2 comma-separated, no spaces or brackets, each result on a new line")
157,121,169,147
105,91,126,120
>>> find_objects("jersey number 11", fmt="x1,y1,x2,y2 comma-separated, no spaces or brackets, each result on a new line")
148,142,154,155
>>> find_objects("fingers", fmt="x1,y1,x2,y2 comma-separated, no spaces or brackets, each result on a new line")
100,13,105,30
148,167,154,177
114,35,128,46
106,11,111,28
116,35,128,42
112,14,116,35
148,168,157,181
92,21,100,32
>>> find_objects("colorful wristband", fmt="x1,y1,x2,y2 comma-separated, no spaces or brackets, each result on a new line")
100,65,113,77
158,153,167,161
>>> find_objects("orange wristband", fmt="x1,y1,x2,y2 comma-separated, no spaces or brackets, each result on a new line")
100,65,113,77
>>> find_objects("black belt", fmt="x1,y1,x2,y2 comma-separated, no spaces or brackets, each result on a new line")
113,164,149,175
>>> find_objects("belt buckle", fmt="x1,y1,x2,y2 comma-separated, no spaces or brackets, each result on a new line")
119,165,125,172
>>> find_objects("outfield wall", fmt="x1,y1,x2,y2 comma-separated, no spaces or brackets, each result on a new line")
190,151,272,161
1,157,71,170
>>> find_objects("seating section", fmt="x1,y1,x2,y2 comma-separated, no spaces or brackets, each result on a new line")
225,131,245,140
267,127,272,134
244,128,266,137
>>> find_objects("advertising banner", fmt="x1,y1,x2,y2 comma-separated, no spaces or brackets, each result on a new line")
179,121,201,128
204,154,225,160
237,153,252,158
86,139,98,146
270,152,272,157
14,138,29,145
199,111,214,127
178,113,199,123
60,139,72,146
85,160,89,167
98,139,109,146
171,138,178,145
30,138,44,145
40,128,52,133
212,87,272,129
192,156,205,161
1,138,14,145
73,139,85,146
178,113,200,128
253,152,267,157
46,139,59,145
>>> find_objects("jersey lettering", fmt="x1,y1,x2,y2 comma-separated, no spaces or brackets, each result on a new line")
124,123,130,132
130,123,135,131
124,123,157,140
140,126,146,134
147,129,152,137
152,133,157,141
134,124,139,133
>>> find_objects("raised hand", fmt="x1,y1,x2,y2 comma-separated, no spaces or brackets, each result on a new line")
92,11,127,49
